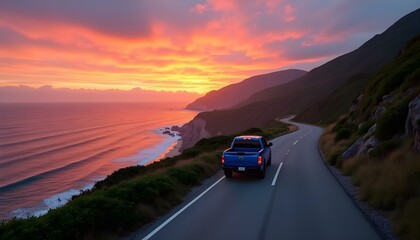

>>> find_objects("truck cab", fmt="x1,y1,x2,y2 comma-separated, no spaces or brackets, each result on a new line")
222,135,272,179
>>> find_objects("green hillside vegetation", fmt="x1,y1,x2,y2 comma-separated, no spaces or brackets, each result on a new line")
320,35,420,240
294,74,369,124
0,123,291,240
355,36,420,122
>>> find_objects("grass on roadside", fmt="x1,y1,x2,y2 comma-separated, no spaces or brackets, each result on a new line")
319,122,358,167
321,124,420,240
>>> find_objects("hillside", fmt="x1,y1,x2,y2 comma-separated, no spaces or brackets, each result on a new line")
180,8,420,149
319,34,420,240
186,69,306,111
294,74,369,124
237,8,420,110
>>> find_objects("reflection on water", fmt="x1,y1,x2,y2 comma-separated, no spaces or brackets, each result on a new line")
0,102,196,219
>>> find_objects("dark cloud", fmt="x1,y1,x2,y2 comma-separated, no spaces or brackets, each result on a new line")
0,0,215,39
264,36,358,61
0,0,151,38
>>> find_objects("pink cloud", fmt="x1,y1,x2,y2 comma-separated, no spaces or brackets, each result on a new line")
0,0,418,95
283,4,295,22
192,3,208,14
207,0,238,11
265,0,282,14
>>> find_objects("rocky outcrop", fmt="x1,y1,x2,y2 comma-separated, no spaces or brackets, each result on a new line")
342,124,380,159
372,106,385,120
179,118,212,151
405,95,420,150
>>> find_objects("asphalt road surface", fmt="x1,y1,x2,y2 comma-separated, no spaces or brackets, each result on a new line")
129,120,380,240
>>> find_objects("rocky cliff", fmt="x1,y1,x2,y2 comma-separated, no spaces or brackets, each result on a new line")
178,117,212,150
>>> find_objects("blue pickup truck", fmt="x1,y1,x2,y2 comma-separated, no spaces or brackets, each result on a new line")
222,135,272,179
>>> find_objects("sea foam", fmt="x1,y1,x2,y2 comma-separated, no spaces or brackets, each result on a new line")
10,183,96,219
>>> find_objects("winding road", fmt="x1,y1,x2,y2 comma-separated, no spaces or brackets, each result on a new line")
128,120,380,240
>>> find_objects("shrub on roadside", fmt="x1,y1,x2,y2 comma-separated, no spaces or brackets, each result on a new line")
342,155,367,176
168,167,199,186
375,100,409,141
357,120,375,135
369,139,402,158
328,151,342,165
352,141,419,210
395,197,420,240
334,128,352,142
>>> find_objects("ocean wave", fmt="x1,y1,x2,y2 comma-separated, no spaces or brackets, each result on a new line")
7,133,179,219
9,183,96,219
0,120,142,148
0,147,119,191
0,135,107,168
115,131,180,165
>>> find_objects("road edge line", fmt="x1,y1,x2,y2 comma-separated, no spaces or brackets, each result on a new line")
271,162,283,186
142,176,225,240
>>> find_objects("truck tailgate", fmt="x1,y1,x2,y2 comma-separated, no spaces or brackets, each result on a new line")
224,151,260,166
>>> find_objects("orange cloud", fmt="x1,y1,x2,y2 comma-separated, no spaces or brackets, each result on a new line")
0,0,417,95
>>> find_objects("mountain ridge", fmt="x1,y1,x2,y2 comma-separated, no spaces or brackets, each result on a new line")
186,69,307,111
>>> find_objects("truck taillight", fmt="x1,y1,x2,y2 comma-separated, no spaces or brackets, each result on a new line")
221,155,225,164
257,156,262,165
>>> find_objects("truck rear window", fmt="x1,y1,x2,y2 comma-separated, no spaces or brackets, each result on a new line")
233,139,262,148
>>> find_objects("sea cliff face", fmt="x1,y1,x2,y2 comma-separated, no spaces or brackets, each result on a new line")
179,117,212,150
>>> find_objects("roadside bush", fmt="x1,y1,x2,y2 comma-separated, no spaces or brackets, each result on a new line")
369,139,402,158
375,101,409,140
352,141,419,210
334,128,352,142
168,167,199,186
333,117,348,132
395,197,420,240
93,165,148,190
357,120,375,135
328,151,342,165
342,155,366,176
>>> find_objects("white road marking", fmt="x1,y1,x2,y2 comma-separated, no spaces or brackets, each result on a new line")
271,162,284,186
142,176,226,240
293,140,299,145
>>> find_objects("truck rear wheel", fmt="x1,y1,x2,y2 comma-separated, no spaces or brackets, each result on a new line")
224,170,233,178
258,166,265,179
267,154,272,166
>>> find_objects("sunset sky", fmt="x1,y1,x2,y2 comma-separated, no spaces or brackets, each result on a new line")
0,0,418,94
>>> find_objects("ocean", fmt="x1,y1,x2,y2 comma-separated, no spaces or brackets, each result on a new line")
0,102,197,219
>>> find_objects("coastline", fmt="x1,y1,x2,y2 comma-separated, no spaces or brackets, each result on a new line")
163,139,183,158
6,126,186,220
